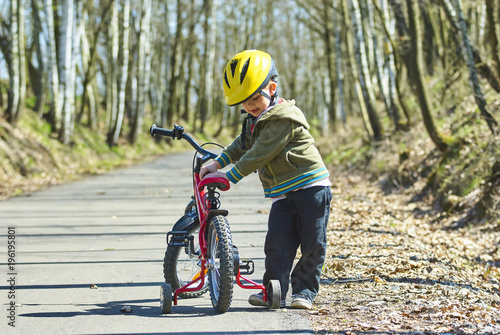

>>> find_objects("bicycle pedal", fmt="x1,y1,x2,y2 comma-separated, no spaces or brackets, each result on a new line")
167,231,193,247
239,259,255,275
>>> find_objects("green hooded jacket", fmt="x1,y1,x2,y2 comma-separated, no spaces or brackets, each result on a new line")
215,99,329,198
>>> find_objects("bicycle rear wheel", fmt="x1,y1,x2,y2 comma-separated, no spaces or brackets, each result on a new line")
207,215,234,313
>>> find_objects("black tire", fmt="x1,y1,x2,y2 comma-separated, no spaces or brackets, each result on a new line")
267,280,281,309
207,215,234,313
160,283,172,314
163,223,209,298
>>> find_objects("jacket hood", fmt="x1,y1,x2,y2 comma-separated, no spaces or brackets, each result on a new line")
258,100,310,130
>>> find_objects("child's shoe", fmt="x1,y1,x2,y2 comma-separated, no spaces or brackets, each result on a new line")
248,291,267,306
291,294,312,309
248,291,286,308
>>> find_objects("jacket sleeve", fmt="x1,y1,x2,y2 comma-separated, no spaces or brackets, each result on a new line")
215,135,246,168
225,119,295,184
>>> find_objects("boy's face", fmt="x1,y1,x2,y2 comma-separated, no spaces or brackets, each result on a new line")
241,82,277,118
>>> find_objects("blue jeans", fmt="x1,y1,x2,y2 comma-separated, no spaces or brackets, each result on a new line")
263,186,332,301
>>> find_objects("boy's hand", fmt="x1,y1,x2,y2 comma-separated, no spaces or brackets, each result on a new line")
200,161,222,179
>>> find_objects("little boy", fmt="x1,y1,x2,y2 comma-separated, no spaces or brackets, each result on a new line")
200,50,331,309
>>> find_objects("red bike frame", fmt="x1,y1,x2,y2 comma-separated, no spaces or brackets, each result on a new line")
171,161,268,305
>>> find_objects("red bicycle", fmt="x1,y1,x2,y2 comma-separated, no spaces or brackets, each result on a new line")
150,124,281,314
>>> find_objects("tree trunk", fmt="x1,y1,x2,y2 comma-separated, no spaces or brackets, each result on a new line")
106,1,118,132
7,0,26,126
78,1,113,129
447,0,498,134
334,0,346,125
485,0,500,85
440,0,500,93
407,0,448,153
198,0,209,133
59,0,76,144
166,0,183,127
348,0,383,141
77,4,97,129
322,0,336,125
342,0,373,139
369,0,391,121
31,0,46,118
108,0,130,147
373,0,406,130
130,0,151,144
44,0,62,131
6,0,21,126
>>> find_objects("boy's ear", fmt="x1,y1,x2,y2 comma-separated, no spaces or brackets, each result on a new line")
268,81,277,96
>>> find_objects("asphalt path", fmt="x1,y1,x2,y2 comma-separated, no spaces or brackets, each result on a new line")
0,151,313,335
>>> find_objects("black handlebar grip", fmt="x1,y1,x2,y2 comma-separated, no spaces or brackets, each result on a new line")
150,124,158,137
150,124,175,138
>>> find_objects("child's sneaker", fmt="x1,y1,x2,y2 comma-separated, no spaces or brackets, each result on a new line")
248,291,267,306
291,294,312,309
248,291,286,308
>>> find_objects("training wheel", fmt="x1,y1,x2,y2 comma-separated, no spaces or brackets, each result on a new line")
160,283,172,314
267,280,281,309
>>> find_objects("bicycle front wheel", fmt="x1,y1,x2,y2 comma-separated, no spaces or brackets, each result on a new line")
163,224,209,298
207,215,234,313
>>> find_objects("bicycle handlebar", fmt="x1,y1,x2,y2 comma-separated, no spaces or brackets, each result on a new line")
150,124,218,160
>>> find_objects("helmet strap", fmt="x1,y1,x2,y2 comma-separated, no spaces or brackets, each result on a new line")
259,89,279,108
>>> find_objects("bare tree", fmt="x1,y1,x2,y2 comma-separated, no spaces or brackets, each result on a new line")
108,0,130,147
348,0,383,141
105,0,119,134
440,0,500,93
43,0,62,131
334,0,346,125
407,0,448,153
373,0,407,129
442,0,498,135
59,0,76,144
78,2,97,129
6,0,26,126
130,0,152,144
30,0,46,117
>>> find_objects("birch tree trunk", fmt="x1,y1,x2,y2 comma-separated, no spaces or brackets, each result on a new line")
407,0,448,153
348,0,383,141
199,0,214,133
78,3,97,130
6,0,21,125
368,0,390,119
59,0,76,144
181,0,196,125
44,0,62,131
207,0,217,126
108,0,130,147
106,1,119,132
342,0,373,139
322,0,335,125
130,0,151,144
373,0,410,127
166,0,183,127
373,0,404,129
334,0,346,125
31,0,46,117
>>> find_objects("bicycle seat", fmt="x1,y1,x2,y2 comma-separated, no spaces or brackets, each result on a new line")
198,177,230,191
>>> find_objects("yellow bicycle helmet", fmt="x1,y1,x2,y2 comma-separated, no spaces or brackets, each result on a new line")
223,50,278,106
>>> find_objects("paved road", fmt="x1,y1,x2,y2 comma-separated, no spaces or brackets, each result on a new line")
0,151,313,335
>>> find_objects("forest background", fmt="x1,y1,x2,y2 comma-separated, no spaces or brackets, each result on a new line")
0,0,498,225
